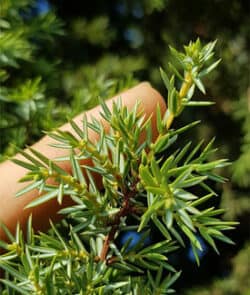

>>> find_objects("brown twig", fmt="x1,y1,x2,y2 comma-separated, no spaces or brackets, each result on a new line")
100,178,139,262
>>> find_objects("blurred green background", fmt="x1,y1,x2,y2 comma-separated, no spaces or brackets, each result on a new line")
0,0,249,294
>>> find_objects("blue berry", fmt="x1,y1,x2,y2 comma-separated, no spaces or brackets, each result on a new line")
119,230,151,251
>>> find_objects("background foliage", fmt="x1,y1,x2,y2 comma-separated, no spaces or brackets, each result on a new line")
0,0,249,294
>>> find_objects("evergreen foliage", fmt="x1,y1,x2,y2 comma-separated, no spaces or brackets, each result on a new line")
52,2,250,293
0,0,137,161
0,0,249,293
0,0,64,159
0,39,237,294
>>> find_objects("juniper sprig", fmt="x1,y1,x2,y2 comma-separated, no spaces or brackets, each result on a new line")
0,39,237,294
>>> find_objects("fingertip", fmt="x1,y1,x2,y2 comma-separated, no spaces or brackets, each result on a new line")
137,81,152,88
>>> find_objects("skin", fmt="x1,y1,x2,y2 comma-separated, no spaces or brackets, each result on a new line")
0,82,166,242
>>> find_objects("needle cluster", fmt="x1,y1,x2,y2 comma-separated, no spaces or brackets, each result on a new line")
0,39,237,294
